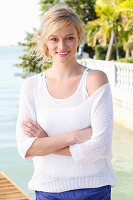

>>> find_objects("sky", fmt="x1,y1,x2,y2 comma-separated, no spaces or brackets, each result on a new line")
0,0,41,46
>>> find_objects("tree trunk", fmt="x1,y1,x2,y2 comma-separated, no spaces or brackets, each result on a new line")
114,35,119,61
131,48,133,56
126,47,130,57
105,30,115,61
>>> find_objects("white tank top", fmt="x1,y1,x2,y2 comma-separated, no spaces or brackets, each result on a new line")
41,67,91,107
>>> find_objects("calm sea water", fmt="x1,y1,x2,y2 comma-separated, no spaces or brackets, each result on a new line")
0,46,35,199
0,46,133,200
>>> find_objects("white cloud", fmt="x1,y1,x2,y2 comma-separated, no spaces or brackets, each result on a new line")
0,0,40,45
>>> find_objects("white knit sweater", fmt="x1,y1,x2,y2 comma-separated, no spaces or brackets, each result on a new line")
16,67,116,192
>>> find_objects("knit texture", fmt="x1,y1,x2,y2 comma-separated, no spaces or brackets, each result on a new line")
16,67,116,192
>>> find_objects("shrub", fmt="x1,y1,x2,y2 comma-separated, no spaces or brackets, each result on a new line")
95,44,125,60
83,43,95,58
95,45,107,60
119,56,133,63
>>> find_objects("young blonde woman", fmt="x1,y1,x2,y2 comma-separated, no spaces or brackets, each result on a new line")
16,5,116,200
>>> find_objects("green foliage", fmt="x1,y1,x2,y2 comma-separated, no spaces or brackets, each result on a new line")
85,0,124,46
85,0,133,59
95,45,107,60
119,56,133,63
39,0,97,24
95,44,125,60
14,31,52,73
39,0,62,13
65,0,97,24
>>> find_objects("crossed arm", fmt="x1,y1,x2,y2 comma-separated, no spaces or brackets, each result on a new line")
21,119,92,157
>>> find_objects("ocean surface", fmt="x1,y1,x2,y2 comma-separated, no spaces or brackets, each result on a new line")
0,46,35,199
0,46,133,200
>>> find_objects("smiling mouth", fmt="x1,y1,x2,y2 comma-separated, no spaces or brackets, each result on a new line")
56,51,70,55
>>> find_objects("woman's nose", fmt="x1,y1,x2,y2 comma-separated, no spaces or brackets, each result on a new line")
58,39,66,50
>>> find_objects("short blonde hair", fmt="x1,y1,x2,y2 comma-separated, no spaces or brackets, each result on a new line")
32,5,86,65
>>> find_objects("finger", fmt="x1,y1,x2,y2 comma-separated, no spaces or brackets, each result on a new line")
23,121,38,132
28,119,41,129
23,130,35,137
22,124,36,136
24,122,48,138
28,119,43,130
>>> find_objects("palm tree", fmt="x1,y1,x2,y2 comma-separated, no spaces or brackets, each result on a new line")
120,0,133,57
85,0,133,61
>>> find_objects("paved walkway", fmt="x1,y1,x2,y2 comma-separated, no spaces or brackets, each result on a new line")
112,123,133,199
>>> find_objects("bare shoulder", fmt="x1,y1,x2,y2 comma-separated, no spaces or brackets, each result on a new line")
86,70,108,96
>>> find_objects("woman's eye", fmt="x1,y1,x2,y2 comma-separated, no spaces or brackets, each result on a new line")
50,38,58,41
66,37,74,41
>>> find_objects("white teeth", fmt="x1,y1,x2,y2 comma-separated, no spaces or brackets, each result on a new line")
58,52,69,55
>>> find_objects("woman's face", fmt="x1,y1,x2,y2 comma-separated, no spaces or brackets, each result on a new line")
46,24,80,63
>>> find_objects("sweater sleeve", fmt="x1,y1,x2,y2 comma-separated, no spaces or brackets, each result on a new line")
69,83,113,163
16,78,38,160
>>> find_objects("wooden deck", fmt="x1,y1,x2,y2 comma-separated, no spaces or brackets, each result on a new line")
0,171,31,200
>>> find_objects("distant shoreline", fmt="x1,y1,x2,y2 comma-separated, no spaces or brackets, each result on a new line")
0,45,20,47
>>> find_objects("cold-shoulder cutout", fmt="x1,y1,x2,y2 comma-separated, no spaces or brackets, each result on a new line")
86,70,109,97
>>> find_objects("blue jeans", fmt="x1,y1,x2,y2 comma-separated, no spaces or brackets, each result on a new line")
35,185,111,200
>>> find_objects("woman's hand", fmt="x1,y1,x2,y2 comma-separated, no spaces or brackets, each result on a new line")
74,126,92,144
21,119,48,138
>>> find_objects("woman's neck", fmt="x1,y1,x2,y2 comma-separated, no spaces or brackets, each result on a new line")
50,58,81,81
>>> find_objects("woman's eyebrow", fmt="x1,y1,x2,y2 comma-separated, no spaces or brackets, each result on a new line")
49,34,76,37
